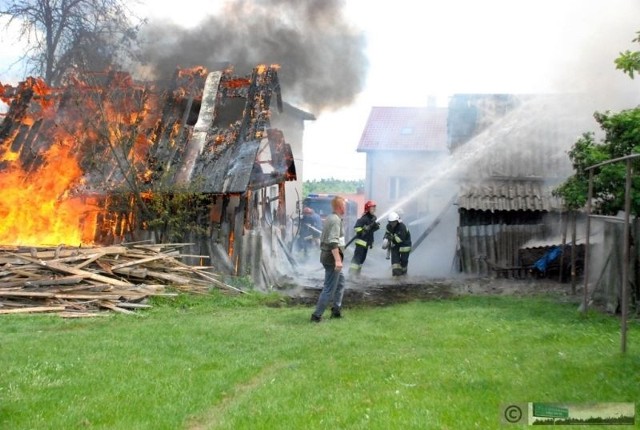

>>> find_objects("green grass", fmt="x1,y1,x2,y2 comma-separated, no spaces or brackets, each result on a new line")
1,292,639,429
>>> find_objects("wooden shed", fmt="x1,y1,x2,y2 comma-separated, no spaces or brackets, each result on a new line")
450,93,594,278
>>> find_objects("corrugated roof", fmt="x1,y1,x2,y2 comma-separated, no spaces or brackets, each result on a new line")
357,106,448,152
458,179,564,212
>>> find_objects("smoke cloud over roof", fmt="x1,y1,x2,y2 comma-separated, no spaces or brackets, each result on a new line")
138,0,368,114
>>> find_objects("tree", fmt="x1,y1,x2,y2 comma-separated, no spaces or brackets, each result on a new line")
615,31,640,79
553,109,640,214
0,0,143,85
302,178,364,197
554,32,640,215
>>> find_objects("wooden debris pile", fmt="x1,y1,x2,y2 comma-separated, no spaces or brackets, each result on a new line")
0,242,243,317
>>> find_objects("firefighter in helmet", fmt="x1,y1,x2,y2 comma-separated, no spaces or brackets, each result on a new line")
298,206,323,257
349,200,380,276
382,211,411,276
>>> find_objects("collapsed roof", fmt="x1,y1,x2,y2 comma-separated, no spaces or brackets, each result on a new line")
0,65,296,197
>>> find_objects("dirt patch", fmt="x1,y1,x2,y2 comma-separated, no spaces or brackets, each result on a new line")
280,274,583,308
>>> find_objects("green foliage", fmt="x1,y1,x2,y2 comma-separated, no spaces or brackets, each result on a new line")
553,109,640,214
1,295,639,429
615,31,640,79
302,178,364,196
559,30,640,214
223,275,256,291
145,183,211,242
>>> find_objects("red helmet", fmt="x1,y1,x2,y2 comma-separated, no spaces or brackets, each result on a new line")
364,200,376,212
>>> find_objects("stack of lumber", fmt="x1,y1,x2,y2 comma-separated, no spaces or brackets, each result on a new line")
0,242,242,317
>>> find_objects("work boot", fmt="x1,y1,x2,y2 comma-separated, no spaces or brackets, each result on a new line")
310,314,322,323
330,306,342,319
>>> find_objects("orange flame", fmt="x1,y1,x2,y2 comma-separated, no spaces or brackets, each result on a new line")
0,73,157,246
0,142,98,246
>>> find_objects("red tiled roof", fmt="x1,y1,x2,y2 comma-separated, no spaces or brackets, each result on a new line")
357,106,448,152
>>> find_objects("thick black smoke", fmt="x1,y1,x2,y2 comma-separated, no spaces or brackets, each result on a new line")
138,0,368,113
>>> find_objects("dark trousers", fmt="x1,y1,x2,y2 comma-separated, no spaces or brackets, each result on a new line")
390,248,409,276
349,244,369,273
313,265,346,317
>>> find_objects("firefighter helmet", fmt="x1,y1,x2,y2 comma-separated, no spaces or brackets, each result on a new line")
364,200,377,212
388,211,399,222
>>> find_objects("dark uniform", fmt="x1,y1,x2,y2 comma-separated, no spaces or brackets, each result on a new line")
349,211,380,275
384,214,411,276
298,208,323,256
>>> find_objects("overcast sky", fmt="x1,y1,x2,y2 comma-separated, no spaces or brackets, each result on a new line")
2,0,640,180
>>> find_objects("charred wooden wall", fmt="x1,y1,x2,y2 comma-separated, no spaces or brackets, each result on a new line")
457,220,546,277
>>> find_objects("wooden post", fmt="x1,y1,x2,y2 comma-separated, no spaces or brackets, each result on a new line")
233,205,244,275
558,211,568,283
277,182,287,227
571,211,577,294
251,230,264,290
621,159,632,354
582,169,593,313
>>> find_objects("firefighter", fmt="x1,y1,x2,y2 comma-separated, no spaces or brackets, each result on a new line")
298,207,323,257
382,211,411,276
349,200,380,276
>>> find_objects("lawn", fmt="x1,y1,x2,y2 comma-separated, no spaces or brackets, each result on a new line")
1,291,638,429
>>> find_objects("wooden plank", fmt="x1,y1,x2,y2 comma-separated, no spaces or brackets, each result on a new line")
99,301,136,314
0,306,67,314
0,282,28,290
61,284,113,292
10,255,133,287
0,291,123,300
74,253,104,269
95,259,114,274
112,267,148,279
167,257,244,293
3,268,43,279
24,276,84,287
175,254,210,259
11,246,128,260
137,269,193,285
115,302,152,309
131,243,194,252
46,252,107,265
121,250,180,259
110,254,171,270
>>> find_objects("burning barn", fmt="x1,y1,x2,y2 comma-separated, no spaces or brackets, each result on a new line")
0,65,298,287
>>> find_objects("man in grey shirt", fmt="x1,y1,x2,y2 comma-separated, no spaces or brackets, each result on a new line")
311,196,346,322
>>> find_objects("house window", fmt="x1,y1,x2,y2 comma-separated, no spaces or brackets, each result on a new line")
389,176,408,200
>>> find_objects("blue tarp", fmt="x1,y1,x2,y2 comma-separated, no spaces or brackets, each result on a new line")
532,246,563,273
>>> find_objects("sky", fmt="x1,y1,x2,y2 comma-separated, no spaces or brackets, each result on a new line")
1,0,640,180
